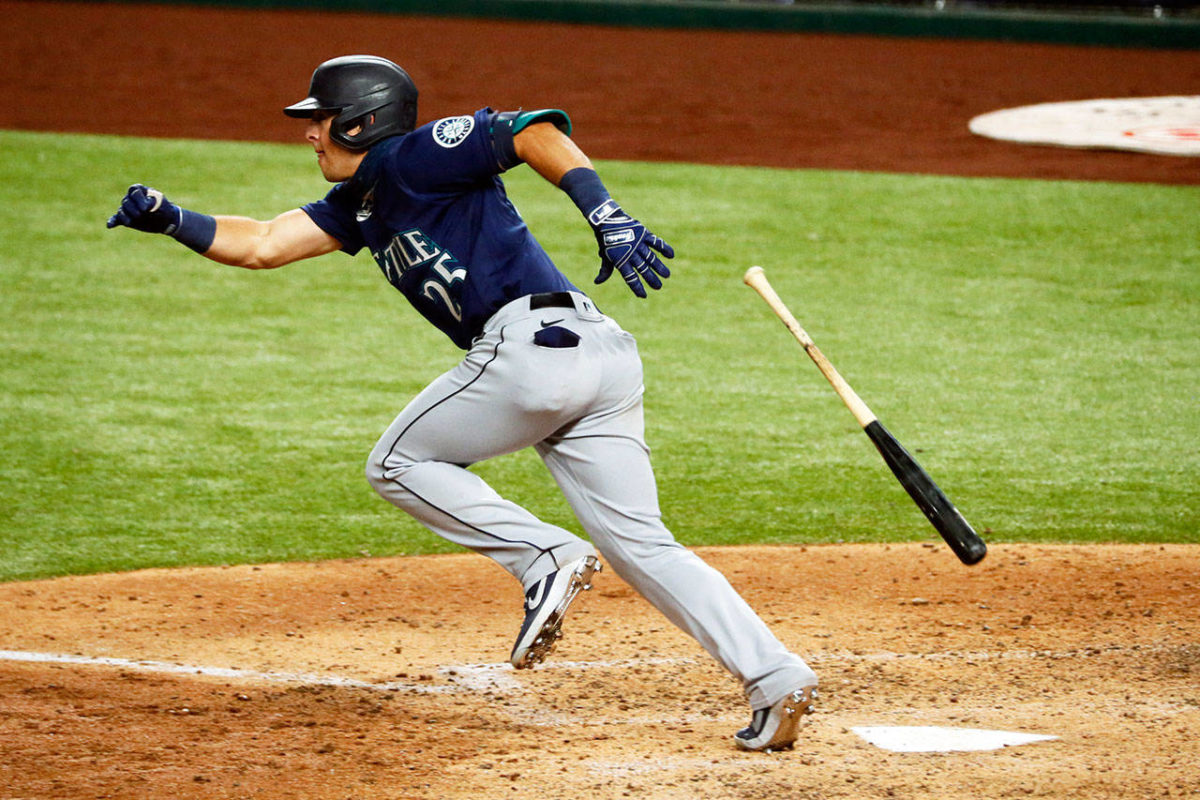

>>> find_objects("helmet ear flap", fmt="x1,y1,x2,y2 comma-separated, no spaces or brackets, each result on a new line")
331,112,376,149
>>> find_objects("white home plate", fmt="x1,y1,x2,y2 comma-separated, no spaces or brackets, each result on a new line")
969,96,1200,156
852,726,1058,753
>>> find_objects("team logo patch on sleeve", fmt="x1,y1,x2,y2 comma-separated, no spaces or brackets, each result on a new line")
433,116,475,148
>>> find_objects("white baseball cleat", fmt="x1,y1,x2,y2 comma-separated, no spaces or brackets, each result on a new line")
734,685,818,752
510,555,601,669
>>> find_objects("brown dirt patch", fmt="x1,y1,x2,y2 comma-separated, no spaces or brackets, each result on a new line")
2,544,1198,799
3,0,1199,184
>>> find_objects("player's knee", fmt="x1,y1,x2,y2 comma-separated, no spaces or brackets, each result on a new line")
364,455,384,495
364,448,411,496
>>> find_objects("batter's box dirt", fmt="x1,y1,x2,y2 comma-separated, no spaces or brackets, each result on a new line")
1,544,1197,799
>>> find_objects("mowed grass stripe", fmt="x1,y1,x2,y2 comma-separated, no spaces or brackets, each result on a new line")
1,131,1196,580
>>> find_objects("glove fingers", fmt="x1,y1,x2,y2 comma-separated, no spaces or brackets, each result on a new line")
647,234,675,260
618,264,648,298
632,256,663,291
133,189,157,214
646,254,671,280
126,184,150,209
111,185,179,234
634,245,670,284
592,214,670,298
116,190,150,226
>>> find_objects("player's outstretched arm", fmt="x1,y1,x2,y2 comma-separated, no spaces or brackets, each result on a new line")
204,209,342,269
514,124,674,298
107,184,341,270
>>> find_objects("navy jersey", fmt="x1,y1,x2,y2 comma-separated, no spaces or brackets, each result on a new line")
302,108,579,349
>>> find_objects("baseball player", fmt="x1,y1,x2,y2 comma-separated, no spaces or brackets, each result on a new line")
107,55,817,751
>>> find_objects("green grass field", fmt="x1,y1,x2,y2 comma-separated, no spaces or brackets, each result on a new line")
1,129,1196,581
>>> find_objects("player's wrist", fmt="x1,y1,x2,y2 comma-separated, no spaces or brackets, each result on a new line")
171,208,217,254
559,167,614,226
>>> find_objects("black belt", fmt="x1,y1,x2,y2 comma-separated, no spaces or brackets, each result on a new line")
529,291,575,310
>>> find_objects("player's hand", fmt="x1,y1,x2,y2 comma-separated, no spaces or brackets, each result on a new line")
107,184,183,234
589,201,674,298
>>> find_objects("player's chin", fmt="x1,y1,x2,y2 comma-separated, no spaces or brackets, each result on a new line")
316,157,350,183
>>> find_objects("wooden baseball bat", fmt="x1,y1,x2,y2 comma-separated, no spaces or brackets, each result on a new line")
743,266,987,566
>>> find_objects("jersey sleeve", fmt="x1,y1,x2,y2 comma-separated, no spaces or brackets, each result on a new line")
395,108,522,193
301,182,367,255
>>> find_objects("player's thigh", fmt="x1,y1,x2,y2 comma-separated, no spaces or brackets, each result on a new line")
372,331,586,467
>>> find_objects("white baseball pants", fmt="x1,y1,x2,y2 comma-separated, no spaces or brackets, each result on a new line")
365,292,817,708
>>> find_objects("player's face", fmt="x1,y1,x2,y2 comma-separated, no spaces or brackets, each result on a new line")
304,113,365,182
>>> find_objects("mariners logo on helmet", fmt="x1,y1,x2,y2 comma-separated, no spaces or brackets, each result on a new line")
284,55,419,151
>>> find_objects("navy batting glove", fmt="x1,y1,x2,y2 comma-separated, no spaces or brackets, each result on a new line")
107,184,217,253
589,200,674,298
107,184,182,234
560,167,675,299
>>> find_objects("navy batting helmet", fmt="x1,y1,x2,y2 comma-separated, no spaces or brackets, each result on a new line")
284,55,418,150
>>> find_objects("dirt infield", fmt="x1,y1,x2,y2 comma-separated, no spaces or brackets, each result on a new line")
3,545,1198,799
3,0,1199,184
2,3,1199,798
